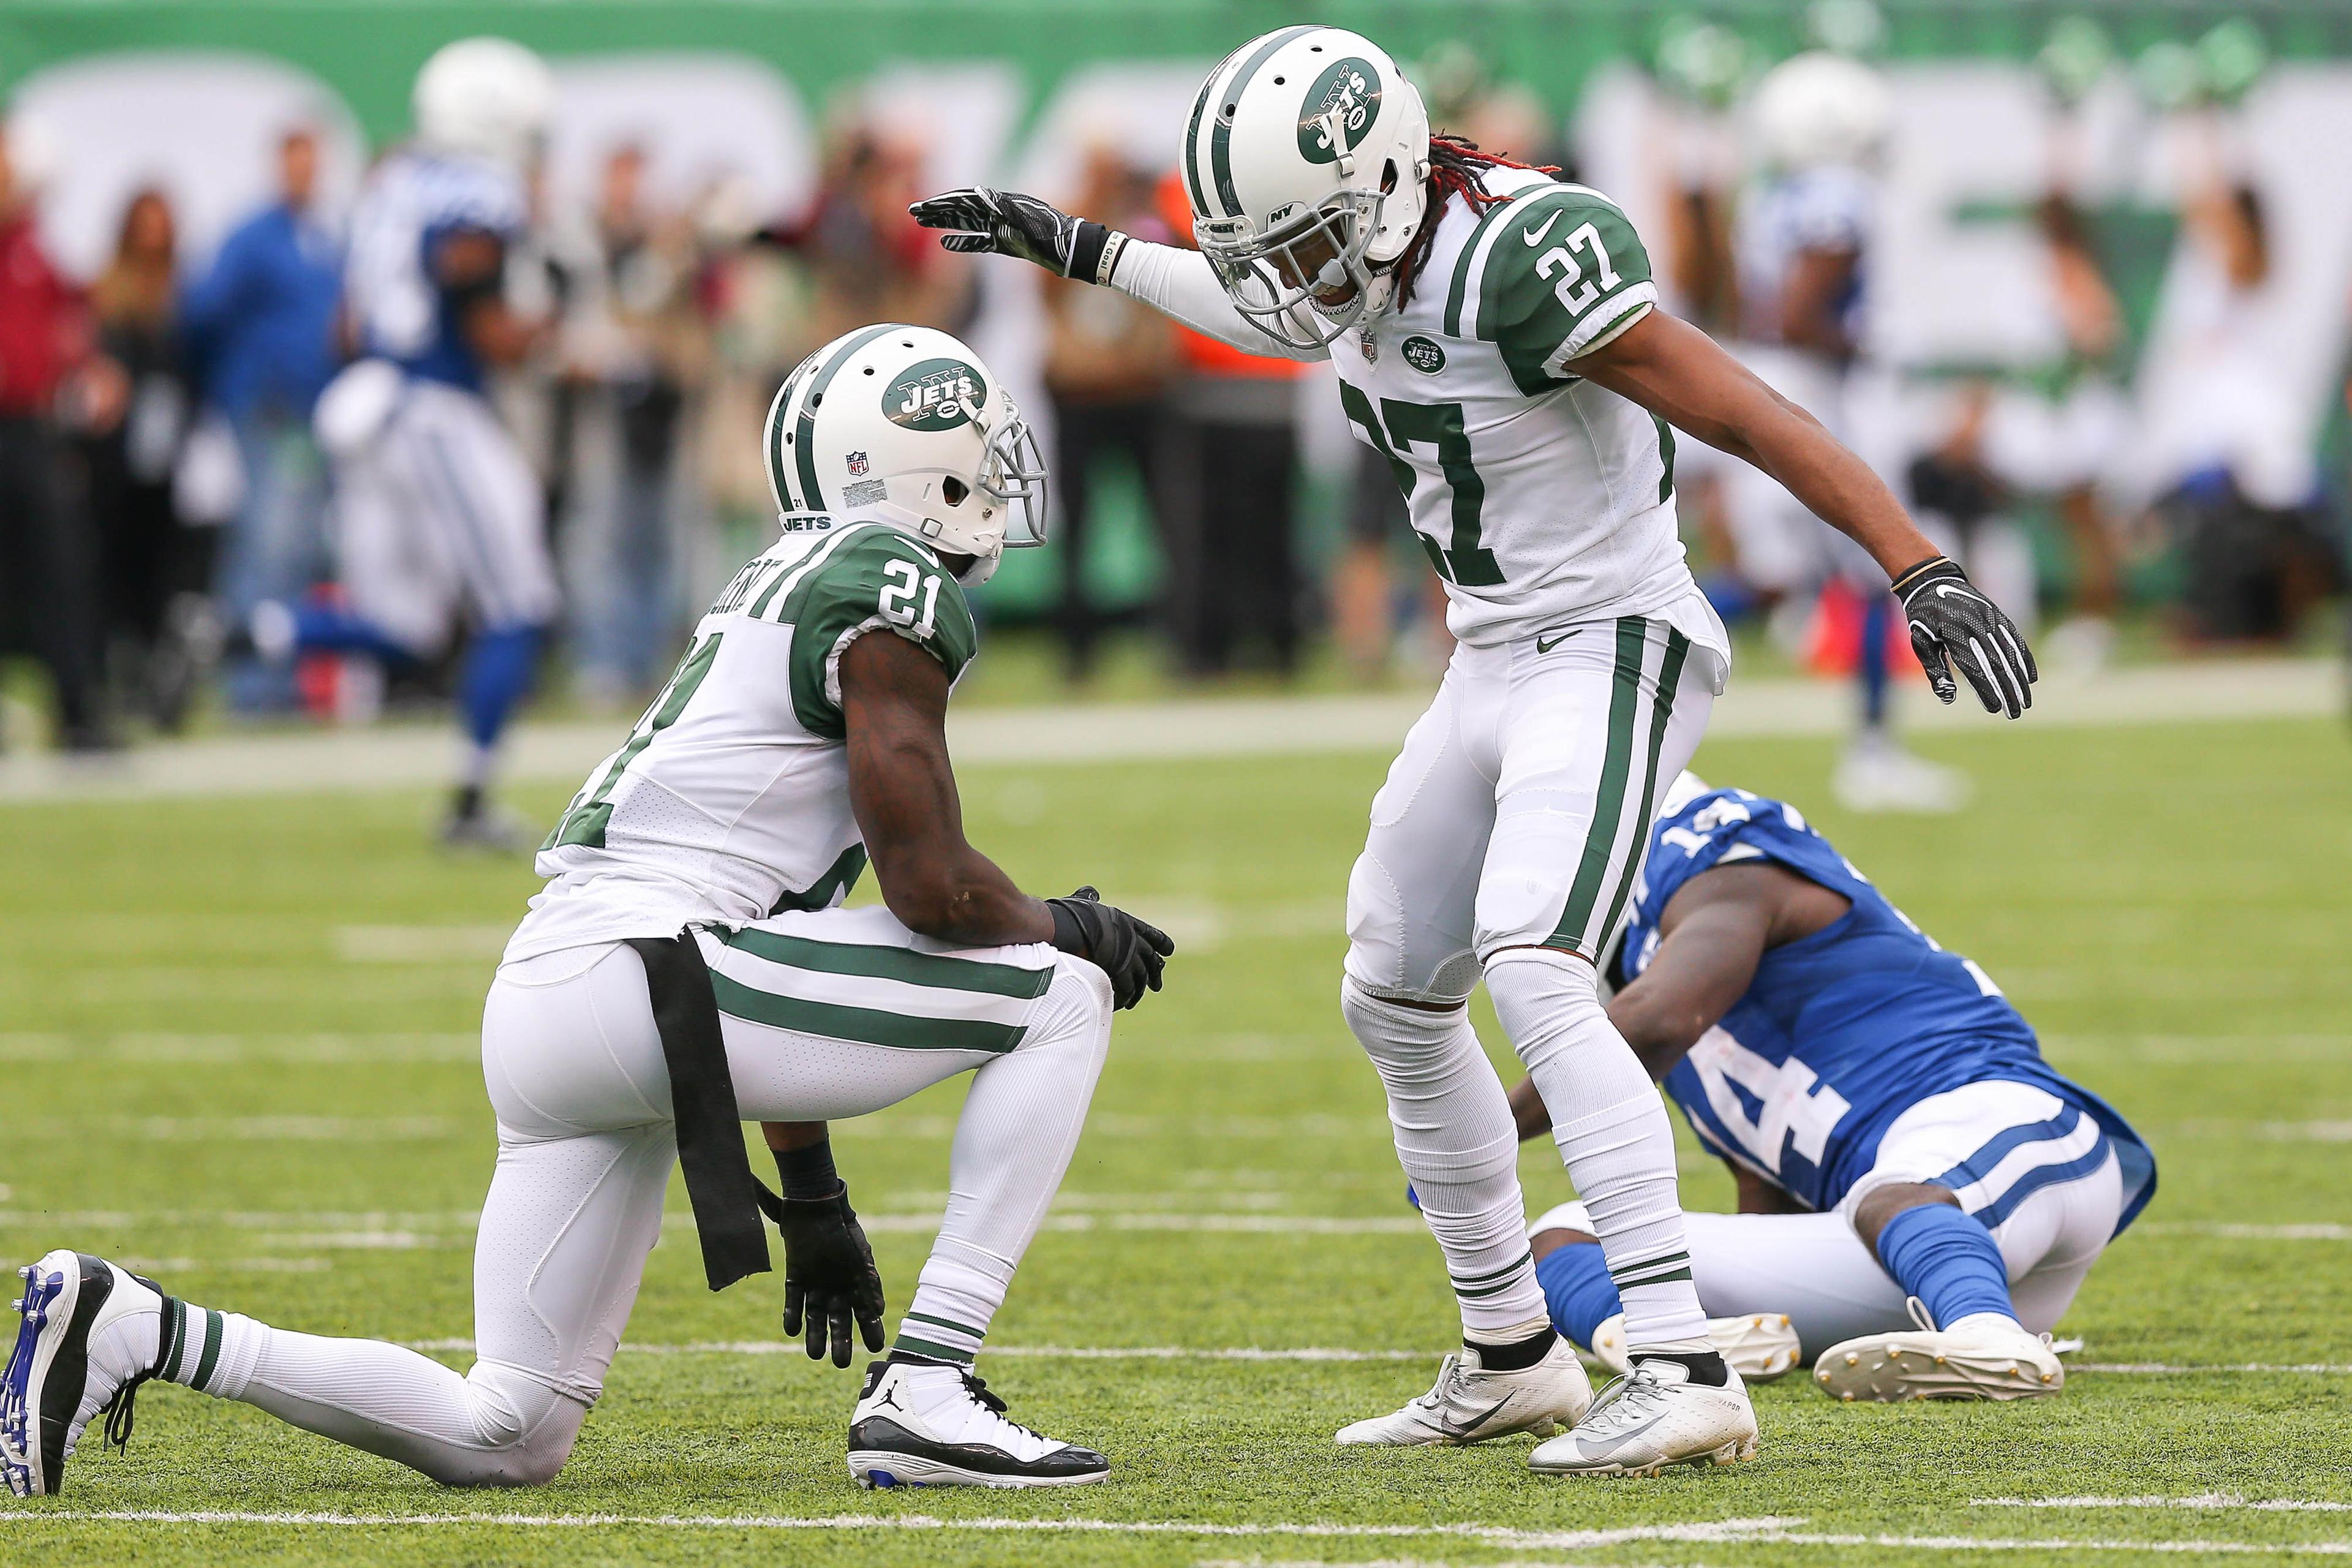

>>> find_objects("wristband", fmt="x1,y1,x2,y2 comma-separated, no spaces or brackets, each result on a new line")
772,1139,841,1200
1068,221,1125,287
1889,556,1956,598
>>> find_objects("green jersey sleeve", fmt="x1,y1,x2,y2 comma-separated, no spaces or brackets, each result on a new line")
782,526,978,739
1474,187,1659,396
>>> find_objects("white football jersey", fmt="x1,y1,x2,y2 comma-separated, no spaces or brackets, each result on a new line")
1337,166,1711,649
505,520,978,963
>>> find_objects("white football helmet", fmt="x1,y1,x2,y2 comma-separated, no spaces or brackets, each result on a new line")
1178,26,1431,351
413,37,556,170
1751,51,1892,172
761,325,1047,586
1658,770,1714,820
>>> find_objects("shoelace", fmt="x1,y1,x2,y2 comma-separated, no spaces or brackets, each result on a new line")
1904,1296,1940,1334
958,1370,1046,1444
98,1370,154,1453
1578,1365,1675,1433
1414,1354,1465,1413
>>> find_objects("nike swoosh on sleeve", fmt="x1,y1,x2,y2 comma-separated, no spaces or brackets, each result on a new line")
1521,209,1564,246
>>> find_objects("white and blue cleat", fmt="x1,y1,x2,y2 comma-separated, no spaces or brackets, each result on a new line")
2,1250,163,1498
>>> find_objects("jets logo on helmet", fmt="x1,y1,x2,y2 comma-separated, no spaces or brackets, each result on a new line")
761,324,1047,587
1297,59,1382,164
1180,26,1431,351
884,360,989,432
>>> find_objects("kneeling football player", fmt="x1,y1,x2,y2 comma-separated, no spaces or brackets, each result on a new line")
1514,774,2154,1401
4,325,1172,1496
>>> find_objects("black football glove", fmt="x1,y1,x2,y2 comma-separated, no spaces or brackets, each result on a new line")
1893,557,2038,720
1046,886,1175,1011
908,187,1123,284
774,1185,886,1367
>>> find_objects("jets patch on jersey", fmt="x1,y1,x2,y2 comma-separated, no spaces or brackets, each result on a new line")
1617,786,2154,1224
505,521,978,963
345,148,527,391
1337,165,1704,649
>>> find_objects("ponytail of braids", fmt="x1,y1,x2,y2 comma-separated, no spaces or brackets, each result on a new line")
1390,134,1560,308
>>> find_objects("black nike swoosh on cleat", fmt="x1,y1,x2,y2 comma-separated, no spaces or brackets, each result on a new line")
1441,1395,1516,1439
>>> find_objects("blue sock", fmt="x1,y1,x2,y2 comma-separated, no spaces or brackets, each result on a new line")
1858,592,1892,728
1533,1243,1623,1351
1874,1201,2016,1329
459,625,543,756
292,603,415,665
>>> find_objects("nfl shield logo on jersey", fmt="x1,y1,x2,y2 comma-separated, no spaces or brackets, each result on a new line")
846,450,870,477
1357,326,1378,363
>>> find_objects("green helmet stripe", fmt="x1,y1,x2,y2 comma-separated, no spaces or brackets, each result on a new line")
1208,24,1318,219
1181,69,1219,217
793,323,897,513
764,353,820,510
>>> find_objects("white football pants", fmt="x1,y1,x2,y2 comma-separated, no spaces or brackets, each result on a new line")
1682,1081,2129,1349
1342,601,1728,1346
331,377,560,650
181,915,1111,1486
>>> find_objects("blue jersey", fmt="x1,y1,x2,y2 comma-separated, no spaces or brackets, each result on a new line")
1617,788,2154,1229
344,149,525,393
1736,164,1873,349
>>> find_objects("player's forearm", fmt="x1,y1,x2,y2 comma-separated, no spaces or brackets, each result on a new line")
870,831,1055,949
1106,239,1327,363
1731,396,1937,582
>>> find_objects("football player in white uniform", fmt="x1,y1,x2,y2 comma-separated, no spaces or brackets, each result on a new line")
4,326,1172,1497
270,39,564,847
914,24,2034,1476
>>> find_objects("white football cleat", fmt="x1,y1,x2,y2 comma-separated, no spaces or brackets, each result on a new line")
1585,1310,1800,1384
847,1359,1109,1488
3,1251,164,1498
1527,1360,1758,1477
1813,1300,2064,1403
1832,734,1971,815
1335,1336,1591,1447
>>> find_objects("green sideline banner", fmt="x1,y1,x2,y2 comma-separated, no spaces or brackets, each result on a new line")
4,1,2351,141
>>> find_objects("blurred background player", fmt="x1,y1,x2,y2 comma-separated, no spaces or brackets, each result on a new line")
1515,773,2155,1401
1734,45,1968,813
257,37,562,846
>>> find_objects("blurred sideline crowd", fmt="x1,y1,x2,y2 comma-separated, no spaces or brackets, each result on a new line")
0,12,2345,770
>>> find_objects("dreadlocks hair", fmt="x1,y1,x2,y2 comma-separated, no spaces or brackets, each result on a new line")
1390,134,1561,308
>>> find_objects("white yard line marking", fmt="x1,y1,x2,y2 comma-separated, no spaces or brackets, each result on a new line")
2,658,2334,803
1977,1496,2352,1513
2138,1223,2352,1242
16,1513,2352,1556
0,1512,1802,1546
16,1117,464,1142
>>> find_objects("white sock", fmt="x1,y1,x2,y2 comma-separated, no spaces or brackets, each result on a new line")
1341,978,1547,1338
897,957,1112,1366
1485,948,1708,1350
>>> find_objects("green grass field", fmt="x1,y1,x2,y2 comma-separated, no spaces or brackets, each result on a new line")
4,714,2351,1566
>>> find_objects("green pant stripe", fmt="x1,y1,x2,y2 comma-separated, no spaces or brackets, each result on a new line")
190,1308,225,1393
723,928,1051,1000
710,972,1026,1054
157,1297,187,1383
1592,628,1691,953
902,1310,986,1341
1450,1249,1534,1289
891,1333,975,1365
1551,618,1649,953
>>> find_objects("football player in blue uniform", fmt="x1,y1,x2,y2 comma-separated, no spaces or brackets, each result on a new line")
1517,773,2154,1401
276,37,562,848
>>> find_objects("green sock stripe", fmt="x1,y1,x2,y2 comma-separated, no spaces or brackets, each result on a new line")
1449,1250,1534,1289
891,1333,974,1365
1611,1253,1694,1288
156,1297,187,1382
190,1308,225,1393
902,1311,986,1342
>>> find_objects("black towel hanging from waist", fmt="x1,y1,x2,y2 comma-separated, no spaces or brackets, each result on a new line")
625,930,774,1292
